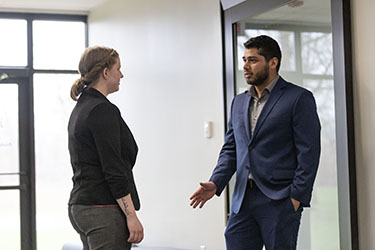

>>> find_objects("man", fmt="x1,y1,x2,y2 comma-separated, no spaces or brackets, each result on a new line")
190,35,320,250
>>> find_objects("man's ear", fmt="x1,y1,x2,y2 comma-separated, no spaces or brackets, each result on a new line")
269,57,279,71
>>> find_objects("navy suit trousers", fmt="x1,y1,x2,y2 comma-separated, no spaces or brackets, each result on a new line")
225,181,302,250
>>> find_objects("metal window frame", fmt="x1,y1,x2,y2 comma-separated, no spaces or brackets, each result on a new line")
0,12,88,250
220,0,358,249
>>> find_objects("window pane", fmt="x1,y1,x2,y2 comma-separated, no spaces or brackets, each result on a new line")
34,74,81,249
0,190,20,250
0,19,27,66
0,84,20,185
0,175,19,186
33,21,85,70
302,79,339,250
301,32,333,75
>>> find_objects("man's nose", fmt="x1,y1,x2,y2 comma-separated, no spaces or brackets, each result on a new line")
243,61,250,70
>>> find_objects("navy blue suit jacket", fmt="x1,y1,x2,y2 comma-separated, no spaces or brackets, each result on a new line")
209,77,321,214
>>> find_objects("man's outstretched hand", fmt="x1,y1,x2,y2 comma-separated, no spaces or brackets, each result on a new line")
190,182,217,209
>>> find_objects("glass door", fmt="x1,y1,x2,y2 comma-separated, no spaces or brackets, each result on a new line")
0,82,21,250
234,3,339,249
0,77,35,250
221,0,357,249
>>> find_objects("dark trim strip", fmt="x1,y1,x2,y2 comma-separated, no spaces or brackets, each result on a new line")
0,12,87,21
0,173,24,175
33,69,79,74
331,0,358,249
0,186,21,190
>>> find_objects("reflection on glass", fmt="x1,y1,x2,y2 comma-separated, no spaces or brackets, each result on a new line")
236,29,295,94
302,32,333,75
0,190,20,250
302,79,338,250
0,84,19,184
34,74,80,249
233,1,339,249
33,21,85,70
0,19,27,66
243,29,296,72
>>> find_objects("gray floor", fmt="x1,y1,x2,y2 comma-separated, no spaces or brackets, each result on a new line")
62,243,188,250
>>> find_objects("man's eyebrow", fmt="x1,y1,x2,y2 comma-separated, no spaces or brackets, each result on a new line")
243,56,259,59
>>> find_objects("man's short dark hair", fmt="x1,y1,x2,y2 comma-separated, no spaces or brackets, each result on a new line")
244,35,282,72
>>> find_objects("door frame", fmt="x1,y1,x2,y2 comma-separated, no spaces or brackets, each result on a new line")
220,0,358,249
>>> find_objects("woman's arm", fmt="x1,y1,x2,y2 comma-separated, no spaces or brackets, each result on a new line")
117,194,144,243
88,103,143,243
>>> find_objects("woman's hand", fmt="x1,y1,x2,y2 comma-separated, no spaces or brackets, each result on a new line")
126,214,144,243
117,194,144,244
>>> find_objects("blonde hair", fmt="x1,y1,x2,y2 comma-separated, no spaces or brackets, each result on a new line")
70,46,119,101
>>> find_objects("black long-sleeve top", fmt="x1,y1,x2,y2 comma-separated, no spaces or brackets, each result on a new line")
68,87,140,210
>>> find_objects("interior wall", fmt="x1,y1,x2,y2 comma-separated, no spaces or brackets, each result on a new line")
351,0,375,249
88,0,226,249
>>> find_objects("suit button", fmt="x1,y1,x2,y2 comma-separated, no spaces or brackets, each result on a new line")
249,146,253,150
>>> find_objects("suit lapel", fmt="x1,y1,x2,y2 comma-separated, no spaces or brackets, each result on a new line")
243,93,251,141
249,78,287,145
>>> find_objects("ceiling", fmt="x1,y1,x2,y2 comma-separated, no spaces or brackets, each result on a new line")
244,0,331,26
0,0,108,14
0,0,330,24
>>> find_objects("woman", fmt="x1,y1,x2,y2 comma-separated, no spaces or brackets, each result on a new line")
68,46,143,249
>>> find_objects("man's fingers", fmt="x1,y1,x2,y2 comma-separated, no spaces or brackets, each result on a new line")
199,200,207,209
190,199,195,206
190,198,198,207
190,183,216,209
192,200,200,208
191,198,203,208
190,190,200,200
190,197,202,207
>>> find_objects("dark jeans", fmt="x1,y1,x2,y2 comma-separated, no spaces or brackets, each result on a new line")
225,182,303,250
68,205,131,250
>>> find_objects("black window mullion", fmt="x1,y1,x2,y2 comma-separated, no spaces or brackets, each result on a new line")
19,76,36,250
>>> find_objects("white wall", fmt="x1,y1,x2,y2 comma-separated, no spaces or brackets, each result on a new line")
88,0,226,249
351,0,375,249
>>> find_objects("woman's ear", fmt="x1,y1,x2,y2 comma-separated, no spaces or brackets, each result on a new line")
102,67,109,80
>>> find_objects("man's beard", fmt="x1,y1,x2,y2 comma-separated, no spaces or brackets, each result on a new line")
246,64,269,86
